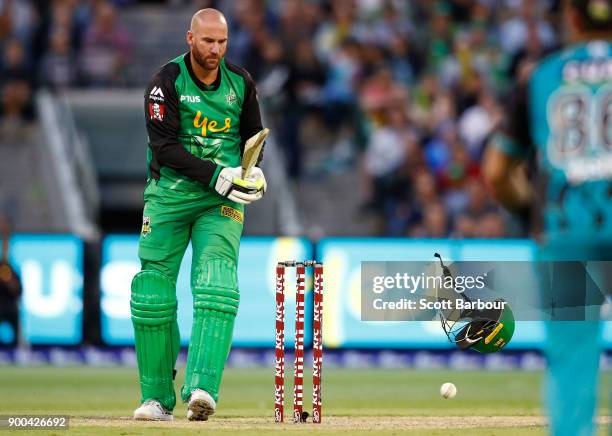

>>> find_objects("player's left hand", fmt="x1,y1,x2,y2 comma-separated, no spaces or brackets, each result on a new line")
245,167,267,200
215,166,266,204
233,166,266,204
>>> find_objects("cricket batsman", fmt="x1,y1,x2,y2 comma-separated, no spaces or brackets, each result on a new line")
131,8,266,421
483,1,612,434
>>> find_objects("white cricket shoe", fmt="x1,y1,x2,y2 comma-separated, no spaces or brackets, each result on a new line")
133,400,173,421
187,389,216,421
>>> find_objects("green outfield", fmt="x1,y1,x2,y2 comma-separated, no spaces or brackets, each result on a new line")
0,366,609,435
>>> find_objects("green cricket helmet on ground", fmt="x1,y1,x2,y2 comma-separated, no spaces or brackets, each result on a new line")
440,300,515,353
433,253,515,353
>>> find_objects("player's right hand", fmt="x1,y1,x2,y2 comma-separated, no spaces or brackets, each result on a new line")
214,166,265,205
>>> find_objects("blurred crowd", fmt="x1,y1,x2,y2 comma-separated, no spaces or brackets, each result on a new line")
0,0,132,137
221,0,560,237
1,0,562,237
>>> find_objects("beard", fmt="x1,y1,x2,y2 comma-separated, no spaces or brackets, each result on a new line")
192,48,220,71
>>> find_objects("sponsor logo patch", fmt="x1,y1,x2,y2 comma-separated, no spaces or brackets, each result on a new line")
221,205,243,223
226,91,237,105
149,86,165,101
141,216,151,237
149,102,165,121
193,112,231,136
180,95,201,103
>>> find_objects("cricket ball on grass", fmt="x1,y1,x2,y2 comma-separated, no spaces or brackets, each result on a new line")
440,382,457,399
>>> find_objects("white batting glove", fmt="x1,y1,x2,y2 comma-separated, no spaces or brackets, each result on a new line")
245,166,267,200
215,166,266,204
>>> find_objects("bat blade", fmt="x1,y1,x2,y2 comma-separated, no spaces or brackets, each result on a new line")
241,128,269,178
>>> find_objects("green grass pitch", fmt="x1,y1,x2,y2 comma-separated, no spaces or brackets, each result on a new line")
0,366,609,435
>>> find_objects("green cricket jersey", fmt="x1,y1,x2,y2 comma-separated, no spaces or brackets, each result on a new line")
144,53,263,192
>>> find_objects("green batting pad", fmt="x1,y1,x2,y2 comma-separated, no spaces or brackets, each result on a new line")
193,288,240,315
182,258,240,402
131,270,179,411
191,258,238,291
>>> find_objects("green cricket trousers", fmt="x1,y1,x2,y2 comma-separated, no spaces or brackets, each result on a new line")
130,180,244,411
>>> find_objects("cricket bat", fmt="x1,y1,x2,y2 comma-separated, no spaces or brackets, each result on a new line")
241,128,269,178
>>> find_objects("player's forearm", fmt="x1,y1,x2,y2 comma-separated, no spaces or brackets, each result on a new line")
487,173,532,212
154,142,221,187
483,147,532,212
239,76,264,164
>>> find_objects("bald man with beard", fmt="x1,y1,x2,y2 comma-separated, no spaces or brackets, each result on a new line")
131,9,267,421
